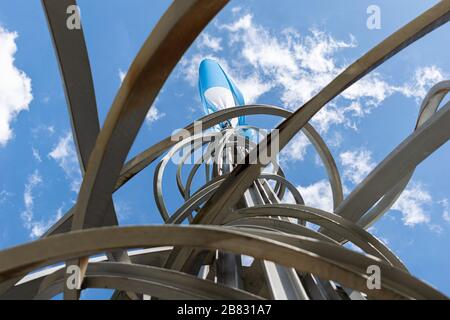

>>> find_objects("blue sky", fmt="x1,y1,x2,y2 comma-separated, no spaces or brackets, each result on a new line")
1,0,450,299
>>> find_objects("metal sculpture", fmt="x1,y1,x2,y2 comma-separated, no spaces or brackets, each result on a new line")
0,0,449,300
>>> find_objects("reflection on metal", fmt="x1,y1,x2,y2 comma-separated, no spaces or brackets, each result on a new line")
0,0,449,300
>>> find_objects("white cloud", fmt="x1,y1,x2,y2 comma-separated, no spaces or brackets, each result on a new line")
197,33,223,52
146,105,165,125
296,179,333,212
440,199,450,223
219,15,419,134
397,66,446,102
49,132,82,193
21,170,42,236
32,124,55,137
231,6,242,14
443,211,450,223
119,69,127,84
221,14,253,33
392,183,432,226
0,190,13,204
32,147,42,163
181,14,447,141
115,200,132,222
23,171,41,213
177,12,449,211
233,73,272,104
342,73,394,106
19,170,61,238
280,132,311,164
219,16,356,110
312,103,347,133
327,131,344,148
180,54,208,86
0,26,33,147
340,149,375,185
428,224,443,234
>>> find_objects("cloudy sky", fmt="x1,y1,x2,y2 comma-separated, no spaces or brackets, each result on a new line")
0,0,449,298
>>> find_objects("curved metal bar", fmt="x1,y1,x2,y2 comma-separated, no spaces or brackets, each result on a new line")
230,204,406,270
168,176,227,224
416,80,450,128
154,132,221,221
183,134,287,201
183,133,236,200
42,0,99,172
213,131,240,176
259,174,304,205
41,0,133,300
169,125,329,222
34,262,262,300
353,81,450,229
182,136,229,199
333,100,450,227
301,127,343,209
167,171,296,226
43,0,121,231
157,118,320,222
0,226,445,299
176,138,213,199
225,217,338,244
43,0,123,233
0,248,172,300
178,125,262,196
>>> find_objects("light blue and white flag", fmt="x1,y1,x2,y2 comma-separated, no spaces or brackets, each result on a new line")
198,59,247,130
